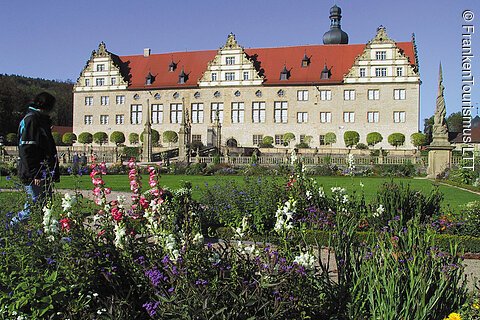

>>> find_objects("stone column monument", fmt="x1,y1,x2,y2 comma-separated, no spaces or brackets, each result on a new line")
427,63,454,178
142,99,153,162
178,97,191,162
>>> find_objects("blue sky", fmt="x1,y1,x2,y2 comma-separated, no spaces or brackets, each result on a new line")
1,0,478,125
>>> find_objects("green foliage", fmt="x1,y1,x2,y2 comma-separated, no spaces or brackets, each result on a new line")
5,132,17,145
122,146,141,160
77,132,93,145
372,163,416,177
282,132,295,146
139,129,160,146
449,168,478,185
366,132,383,147
324,132,336,145
388,132,406,148
128,132,139,145
52,131,63,146
110,131,125,145
447,111,463,133
260,135,274,148
93,132,108,145
343,131,359,148
411,132,427,148
62,132,76,145
355,143,368,150
163,130,178,145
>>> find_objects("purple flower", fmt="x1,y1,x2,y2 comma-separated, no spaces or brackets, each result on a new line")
168,287,175,293
135,256,146,266
46,257,55,265
143,301,160,317
195,279,208,286
145,268,167,287
5,176,11,181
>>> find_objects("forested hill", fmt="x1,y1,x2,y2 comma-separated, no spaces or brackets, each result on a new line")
0,74,73,136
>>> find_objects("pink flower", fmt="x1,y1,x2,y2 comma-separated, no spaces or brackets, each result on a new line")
111,207,123,221
139,197,149,209
149,180,157,188
59,218,71,232
104,188,111,195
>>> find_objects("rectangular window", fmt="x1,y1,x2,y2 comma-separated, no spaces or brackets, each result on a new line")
344,90,356,100
96,64,105,71
252,102,266,123
96,78,105,86
85,96,93,106
394,89,406,100
367,111,379,123
274,101,288,123
225,72,235,81
111,77,116,86
319,135,326,146
231,102,244,124
84,115,93,125
393,111,406,123
253,134,263,146
192,134,202,142
343,112,355,123
320,90,332,101
116,95,125,104
359,68,366,77
376,51,386,60
320,112,331,123
226,57,235,65
130,104,142,124
300,135,306,143
100,115,109,125
85,79,90,86
396,67,403,77
243,71,249,80
210,102,224,123
191,103,204,124
170,103,183,124
115,114,124,125
275,134,284,145
297,90,309,101
297,112,308,123
151,104,163,124
100,96,109,106
211,73,217,81
375,67,387,77
368,89,380,100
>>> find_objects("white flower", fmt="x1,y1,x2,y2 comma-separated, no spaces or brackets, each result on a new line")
373,204,385,218
114,224,126,248
306,190,312,200
318,187,325,198
193,233,204,245
42,206,58,234
294,251,316,269
274,198,296,233
61,193,77,212
93,293,99,297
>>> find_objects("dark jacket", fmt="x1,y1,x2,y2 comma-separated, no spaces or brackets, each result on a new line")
17,105,60,183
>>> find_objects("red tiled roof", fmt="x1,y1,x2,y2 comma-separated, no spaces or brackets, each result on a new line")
51,126,73,136
451,126,480,144
120,42,416,89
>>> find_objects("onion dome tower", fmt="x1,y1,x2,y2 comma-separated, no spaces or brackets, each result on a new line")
323,5,349,44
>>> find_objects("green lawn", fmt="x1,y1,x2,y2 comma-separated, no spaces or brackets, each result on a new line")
1,174,478,211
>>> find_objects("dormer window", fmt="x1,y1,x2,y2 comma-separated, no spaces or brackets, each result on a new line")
169,59,177,72
145,72,155,85
226,57,235,65
178,68,188,84
301,53,311,68
211,73,217,81
280,65,290,80
96,64,105,72
321,64,332,79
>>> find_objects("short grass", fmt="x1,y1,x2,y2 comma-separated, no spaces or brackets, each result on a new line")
1,174,478,211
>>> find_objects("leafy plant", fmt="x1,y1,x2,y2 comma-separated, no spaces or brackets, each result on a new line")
366,132,383,148
344,131,359,148
388,132,406,148
77,132,93,145
62,132,77,145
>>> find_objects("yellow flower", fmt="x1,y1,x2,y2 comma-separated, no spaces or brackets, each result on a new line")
448,312,462,320
473,302,480,310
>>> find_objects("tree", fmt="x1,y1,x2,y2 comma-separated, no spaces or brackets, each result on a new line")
446,112,462,133
93,132,108,145
410,132,427,149
62,132,77,145
163,131,178,146
5,133,17,146
129,133,139,145
110,131,126,146
52,132,62,146
388,133,405,148
343,131,360,148
324,132,336,146
260,135,274,148
140,129,160,146
366,132,383,148
282,132,295,146
78,132,93,145
423,116,434,145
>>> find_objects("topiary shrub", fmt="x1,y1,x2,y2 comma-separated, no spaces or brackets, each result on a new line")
344,131,359,148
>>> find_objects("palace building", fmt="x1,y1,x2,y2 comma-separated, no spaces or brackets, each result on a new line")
72,5,420,149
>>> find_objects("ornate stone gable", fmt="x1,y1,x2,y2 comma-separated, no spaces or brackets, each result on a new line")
74,42,128,91
344,27,419,84
198,33,263,87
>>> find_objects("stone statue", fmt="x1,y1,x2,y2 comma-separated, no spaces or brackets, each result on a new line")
433,63,448,136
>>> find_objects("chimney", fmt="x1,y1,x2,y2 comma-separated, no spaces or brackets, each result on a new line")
143,48,151,57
